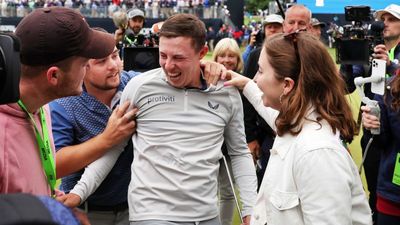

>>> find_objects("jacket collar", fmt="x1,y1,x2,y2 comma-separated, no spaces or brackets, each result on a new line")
271,106,320,159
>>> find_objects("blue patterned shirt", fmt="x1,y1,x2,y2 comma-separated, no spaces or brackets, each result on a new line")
50,70,140,206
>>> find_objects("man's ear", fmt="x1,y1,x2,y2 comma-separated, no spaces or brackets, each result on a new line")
46,66,60,86
283,77,295,95
199,45,209,59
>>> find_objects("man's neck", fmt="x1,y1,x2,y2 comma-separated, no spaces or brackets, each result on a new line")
385,37,400,50
187,68,204,89
85,85,118,107
18,78,50,113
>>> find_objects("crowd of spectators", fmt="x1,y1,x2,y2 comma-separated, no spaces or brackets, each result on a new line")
0,0,229,18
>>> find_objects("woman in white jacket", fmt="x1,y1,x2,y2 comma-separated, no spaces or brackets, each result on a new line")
225,31,372,225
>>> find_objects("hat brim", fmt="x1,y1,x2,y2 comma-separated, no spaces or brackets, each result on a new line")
79,29,116,59
375,9,400,20
313,23,326,28
263,21,283,26
128,15,145,19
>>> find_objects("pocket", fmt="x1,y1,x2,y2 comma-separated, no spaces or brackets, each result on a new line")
270,190,299,210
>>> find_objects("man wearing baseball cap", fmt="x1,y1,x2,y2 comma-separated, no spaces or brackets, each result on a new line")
367,4,400,225
309,17,326,40
0,7,115,197
115,8,146,47
340,4,400,224
242,14,283,63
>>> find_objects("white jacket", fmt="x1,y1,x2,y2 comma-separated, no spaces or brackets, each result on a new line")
243,81,372,225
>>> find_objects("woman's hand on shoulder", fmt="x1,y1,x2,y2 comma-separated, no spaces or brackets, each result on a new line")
224,70,251,90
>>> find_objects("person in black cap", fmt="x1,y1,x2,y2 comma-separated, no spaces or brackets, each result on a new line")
0,6,115,196
0,6,117,225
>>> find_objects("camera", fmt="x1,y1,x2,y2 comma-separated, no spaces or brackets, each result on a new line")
123,29,159,48
121,28,160,72
335,6,384,65
255,30,265,48
0,33,20,104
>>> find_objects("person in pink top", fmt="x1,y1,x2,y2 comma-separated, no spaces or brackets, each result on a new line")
0,7,122,196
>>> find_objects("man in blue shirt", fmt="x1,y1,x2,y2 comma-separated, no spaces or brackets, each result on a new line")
50,45,139,225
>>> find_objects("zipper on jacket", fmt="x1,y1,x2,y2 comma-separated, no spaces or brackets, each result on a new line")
184,90,188,112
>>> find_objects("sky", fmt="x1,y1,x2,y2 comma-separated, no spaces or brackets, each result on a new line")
297,0,398,14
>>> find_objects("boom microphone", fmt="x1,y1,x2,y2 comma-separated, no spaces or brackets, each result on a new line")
112,11,128,30
370,21,384,46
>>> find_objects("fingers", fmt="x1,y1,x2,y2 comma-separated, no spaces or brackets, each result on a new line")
223,70,251,90
102,104,138,147
201,61,226,86
123,107,138,122
114,101,131,117
56,194,68,204
220,67,228,80
360,105,370,113
54,189,65,197
362,111,380,130
63,193,82,208
373,45,389,62
200,60,211,82
210,65,225,85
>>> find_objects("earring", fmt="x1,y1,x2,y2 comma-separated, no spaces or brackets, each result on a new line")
279,93,284,104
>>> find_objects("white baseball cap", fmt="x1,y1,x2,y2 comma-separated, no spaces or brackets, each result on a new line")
263,14,284,26
127,8,145,19
374,4,400,21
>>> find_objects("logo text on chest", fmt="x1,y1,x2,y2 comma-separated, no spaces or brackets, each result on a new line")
147,95,175,105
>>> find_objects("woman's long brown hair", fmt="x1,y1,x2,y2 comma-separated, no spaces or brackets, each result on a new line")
264,33,358,143
388,69,400,111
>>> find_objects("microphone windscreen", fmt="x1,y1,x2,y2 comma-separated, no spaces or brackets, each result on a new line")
112,11,128,29
371,21,384,32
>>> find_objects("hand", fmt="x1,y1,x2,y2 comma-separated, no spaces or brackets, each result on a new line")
54,189,65,197
361,106,380,130
241,215,251,225
224,70,252,90
56,193,82,208
99,101,138,149
247,140,260,163
200,60,227,86
72,208,91,225
249,31,257,47
114,28,125,43
373,44,390,66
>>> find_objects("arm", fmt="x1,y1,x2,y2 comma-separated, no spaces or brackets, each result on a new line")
51,101,137,178
242,45,254,64
114,28,125,45
224,88,258,220
241,31,256,64
242,81,279,131
58,142,127,207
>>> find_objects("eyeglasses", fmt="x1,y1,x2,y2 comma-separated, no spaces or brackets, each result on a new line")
283,29,307,63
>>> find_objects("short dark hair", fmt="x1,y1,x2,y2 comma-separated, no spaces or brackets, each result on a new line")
159,14,206,52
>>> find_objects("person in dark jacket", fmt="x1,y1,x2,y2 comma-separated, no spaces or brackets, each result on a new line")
340,5,400,222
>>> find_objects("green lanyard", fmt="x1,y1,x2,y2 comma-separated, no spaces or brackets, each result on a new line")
17,100,56,195
389,47,395,61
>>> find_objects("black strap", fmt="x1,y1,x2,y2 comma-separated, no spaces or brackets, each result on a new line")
0,193,57,225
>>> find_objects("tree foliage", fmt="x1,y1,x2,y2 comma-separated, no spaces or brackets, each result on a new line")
244,0,273,14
